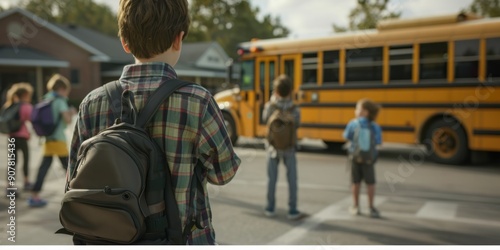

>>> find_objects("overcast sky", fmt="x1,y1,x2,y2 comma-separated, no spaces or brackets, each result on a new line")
1,0,475,38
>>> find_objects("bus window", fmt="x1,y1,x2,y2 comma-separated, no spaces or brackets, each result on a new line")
284,59,294,84
486,37,500,78
302,52,318,84
323,50,340,84
268,61,275,100
240,60,255,90
345,47,383,83
260,61,265,95
420,42,448,80
455,39,479,79
389,45,413,82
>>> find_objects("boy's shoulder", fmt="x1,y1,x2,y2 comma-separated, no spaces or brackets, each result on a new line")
80,81,212,108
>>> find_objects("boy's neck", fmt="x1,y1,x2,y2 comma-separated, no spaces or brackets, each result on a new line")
134,50,178,67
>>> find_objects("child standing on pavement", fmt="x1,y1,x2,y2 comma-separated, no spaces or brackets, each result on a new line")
343,98,382,218
262,74,302,220
3,83,34,192
28,74,76,207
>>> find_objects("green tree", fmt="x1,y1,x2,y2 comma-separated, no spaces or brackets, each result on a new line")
187,0,289,58
333,0,401,32
468,0,500,17
20,0,118,37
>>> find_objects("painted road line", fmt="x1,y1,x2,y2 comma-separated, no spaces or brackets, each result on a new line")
385,211,500,228
268,195,387,245
416,201,458,220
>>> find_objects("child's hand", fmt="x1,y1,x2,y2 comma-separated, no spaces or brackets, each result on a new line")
69,106,78,115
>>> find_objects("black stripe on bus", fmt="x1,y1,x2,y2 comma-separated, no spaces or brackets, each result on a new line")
473,130,500,136
299,102,500,109
299,82,500,90
300,123,415,132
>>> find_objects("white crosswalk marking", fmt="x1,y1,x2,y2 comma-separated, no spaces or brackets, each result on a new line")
416,201,458,220
268,195,387,245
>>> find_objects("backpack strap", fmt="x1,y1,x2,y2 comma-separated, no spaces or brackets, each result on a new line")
104,81,123,122
136,79,191,128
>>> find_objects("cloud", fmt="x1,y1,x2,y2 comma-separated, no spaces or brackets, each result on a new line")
399,0,473,18
260,0,474,38
263,0,357,38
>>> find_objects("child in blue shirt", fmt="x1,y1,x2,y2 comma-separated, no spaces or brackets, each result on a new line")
343,98,382,218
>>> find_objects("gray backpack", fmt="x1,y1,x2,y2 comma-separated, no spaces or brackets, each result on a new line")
58,79,203,244
351,119,377,165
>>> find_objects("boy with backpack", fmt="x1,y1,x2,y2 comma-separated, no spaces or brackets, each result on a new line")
28,74,76,207
1,83,34,193
64,0,240,245
262,74,302,220
343,98,382,218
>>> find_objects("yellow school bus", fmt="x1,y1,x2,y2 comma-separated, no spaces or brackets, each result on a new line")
214,13,500,164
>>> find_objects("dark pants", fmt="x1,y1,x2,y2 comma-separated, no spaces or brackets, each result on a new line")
32,156,68,192
8,137,29,183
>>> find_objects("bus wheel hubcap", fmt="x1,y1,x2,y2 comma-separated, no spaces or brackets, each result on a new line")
432,127,458,158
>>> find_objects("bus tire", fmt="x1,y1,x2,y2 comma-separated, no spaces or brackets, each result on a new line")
223,112,238,146
424,119,469,165
324,141,344,152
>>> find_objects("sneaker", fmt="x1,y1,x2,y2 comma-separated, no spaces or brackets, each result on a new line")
287,212,305,221
370,207,380,218
28,197,47,208
349,206,361,215
264,210,276,217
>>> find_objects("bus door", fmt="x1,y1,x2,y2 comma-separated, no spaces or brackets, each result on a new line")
280,54,301,101
237,59,257,138
256,56,278,137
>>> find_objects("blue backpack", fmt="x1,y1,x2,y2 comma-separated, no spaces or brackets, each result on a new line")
31,98,60,136
351,119,377,165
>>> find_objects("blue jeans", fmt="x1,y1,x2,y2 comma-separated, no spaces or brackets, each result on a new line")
265,149,299,215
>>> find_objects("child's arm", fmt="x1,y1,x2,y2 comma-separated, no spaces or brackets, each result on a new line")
293,105,300,129
343,120,355,141
262,102,272,123
374,123,383,145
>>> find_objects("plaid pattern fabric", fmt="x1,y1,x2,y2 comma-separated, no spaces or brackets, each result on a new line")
68,62,240,244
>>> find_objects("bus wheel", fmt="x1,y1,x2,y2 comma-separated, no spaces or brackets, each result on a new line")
324,141,344,152
424,120,469,165
223,112,238,146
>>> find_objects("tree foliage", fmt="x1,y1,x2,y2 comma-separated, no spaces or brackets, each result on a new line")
333,0,401,32
187,0,289,58
468,0,500,17
19,0,118,37
13,0,289,58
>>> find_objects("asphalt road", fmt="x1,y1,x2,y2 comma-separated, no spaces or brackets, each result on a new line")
1,129,500,245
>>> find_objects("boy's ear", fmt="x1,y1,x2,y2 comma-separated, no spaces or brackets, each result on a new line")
172,31,185,51
121,38,131,54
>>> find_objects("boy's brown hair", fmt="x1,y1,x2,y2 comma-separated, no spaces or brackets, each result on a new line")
358,98,381,121
47,74,71,91
273,75,293,98
118,0,190,59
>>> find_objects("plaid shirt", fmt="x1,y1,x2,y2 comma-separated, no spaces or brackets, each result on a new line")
68,62,240,244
